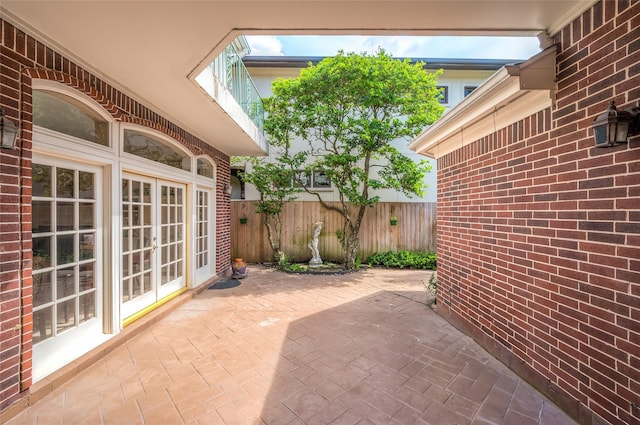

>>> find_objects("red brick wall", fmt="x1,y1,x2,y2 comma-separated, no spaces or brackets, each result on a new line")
0,19,231,412
436,2,639,424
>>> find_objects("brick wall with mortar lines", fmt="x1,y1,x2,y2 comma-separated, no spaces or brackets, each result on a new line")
436,2,639,424
0,19,232,411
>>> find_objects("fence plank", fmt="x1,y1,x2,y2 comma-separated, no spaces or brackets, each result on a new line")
231,201,436,263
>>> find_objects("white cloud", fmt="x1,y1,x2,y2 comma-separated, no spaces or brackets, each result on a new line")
245,35,284,56
247,35,541,60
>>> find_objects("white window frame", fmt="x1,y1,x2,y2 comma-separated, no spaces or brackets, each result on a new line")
194,155,217,285
30,154,111,382
32,80,116,158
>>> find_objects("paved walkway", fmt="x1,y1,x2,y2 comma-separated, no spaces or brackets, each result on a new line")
7,267,577,425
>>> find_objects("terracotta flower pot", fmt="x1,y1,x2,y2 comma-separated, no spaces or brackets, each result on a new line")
232,258,247,278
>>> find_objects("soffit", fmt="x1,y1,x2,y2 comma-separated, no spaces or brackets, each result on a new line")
0,1,595,156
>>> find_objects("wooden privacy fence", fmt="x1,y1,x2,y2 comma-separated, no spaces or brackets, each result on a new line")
231,201,436,263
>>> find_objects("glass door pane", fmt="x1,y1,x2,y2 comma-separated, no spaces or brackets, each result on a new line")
32,164,99,344
121,174,155,318
157,181,186,298
195,188,214,284
31,159,102,382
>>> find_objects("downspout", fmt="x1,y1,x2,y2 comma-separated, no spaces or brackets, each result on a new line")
17,65,26,393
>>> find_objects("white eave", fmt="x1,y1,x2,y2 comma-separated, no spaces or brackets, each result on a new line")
409,46,556,159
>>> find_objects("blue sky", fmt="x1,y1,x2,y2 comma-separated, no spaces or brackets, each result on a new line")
246,35,541,60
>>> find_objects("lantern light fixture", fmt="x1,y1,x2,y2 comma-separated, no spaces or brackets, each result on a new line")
0,108,19,150
592,101,640,147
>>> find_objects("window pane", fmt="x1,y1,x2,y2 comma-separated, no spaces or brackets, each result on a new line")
78,171,95,199
464,86,478,97
143,272,152,292
80,233,95,260
57,202,75,231
131,181,140,202
294,170,311,187
197,158,214,178
57,234,75,265
33,307,53,344
56,267,76,299
33,272,53,307
123,205,130,227
123,130,191,171
121,230,129,253
56,298,76,334
57,168,75,198
122,254,130,276
313,170,331,188
33,90,109,146
132,276,142,296
79,263,95,292
33,201,52,233
79,292,96,323
79,203,94,230
436,86,449,104
122,278,130,302
132,205,140,226
33,237,52,270
143,183,151,203
122,179,130,202
33,164,52,197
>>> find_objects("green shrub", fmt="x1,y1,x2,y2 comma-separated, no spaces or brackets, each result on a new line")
367,250,437,270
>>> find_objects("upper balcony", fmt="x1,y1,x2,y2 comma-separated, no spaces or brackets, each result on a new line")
195,37,268,155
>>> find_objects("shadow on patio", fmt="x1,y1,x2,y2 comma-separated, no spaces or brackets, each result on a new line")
6,267,576,425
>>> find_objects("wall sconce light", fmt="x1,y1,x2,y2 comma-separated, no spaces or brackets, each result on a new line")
592,101,640,147
223,183,232,195
0,108,19,150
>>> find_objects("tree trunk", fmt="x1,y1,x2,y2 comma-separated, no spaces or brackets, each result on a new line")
343,227,360,269
264,214,285,264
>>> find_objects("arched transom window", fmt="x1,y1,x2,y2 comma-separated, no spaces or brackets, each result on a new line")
33,90,110,146
123,129,191,171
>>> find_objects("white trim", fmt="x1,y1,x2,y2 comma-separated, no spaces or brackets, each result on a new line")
193,156,217,286
32,80,117,156
30,155,108,382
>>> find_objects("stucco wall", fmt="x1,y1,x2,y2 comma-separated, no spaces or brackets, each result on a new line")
435,2,639,424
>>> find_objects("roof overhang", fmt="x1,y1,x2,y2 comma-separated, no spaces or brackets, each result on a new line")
409,46,556,159
243,56,517,71
0,1,594,156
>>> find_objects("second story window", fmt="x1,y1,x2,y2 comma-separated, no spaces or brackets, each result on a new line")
464,86,478,97
436,86,449,104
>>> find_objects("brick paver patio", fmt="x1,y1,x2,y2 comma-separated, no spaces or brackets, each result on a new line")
6,266,577,425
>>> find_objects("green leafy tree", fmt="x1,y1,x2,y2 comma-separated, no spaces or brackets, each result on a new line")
264,49,445,269
240,151,303,265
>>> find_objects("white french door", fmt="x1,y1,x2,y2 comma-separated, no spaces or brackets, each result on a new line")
121,173,186,319
31,159,105,380
194,188,214,284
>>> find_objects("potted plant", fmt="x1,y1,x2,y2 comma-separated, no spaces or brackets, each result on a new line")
231,258,248,278
239,216,248,224
390,216,398,226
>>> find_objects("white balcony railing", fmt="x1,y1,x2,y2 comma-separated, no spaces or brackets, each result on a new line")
210,44,265,135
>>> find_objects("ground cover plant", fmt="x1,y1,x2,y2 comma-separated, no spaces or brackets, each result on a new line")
367,250,437,269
